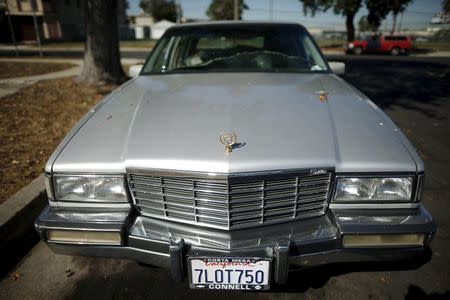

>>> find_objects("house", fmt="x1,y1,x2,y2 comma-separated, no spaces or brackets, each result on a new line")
127,13,154,40
1,0,126,42
128,13,154,27
151,19,175,39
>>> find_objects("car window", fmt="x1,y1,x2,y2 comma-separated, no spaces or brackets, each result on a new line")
385,36,407,41
366,34,380,41
144,37,171,73
196,36,264,50
142,25,328,74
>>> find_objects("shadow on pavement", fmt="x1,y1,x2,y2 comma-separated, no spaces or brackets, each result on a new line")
63,249,432,299
272,247,432,293
334,57,450,120
405,285,450,299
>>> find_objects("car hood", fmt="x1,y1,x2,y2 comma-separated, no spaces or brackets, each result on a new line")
49,73,419,174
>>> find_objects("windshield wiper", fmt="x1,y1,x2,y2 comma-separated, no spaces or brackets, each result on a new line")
166,65,210,72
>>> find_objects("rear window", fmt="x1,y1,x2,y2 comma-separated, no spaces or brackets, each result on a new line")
196,36,264,50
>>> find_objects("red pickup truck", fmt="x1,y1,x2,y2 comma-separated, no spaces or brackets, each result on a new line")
347,34,412,55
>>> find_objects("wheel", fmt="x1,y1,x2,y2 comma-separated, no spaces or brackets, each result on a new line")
354,47,363,55
390,47,400,56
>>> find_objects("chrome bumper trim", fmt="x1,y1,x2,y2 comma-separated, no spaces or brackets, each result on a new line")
35,205,436,284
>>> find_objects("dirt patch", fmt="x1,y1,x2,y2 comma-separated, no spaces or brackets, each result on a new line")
0,62,75,79
0,77,117,203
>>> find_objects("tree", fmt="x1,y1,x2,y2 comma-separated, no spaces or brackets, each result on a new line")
0,6,5,24
334,0,362,42
358,15,379,32
299,0,362,42
79,0,126,84
206,0,249,20
387,0,412,34
443,0,450,13
140,0,178,22
365,0,412,35
365,0,389,30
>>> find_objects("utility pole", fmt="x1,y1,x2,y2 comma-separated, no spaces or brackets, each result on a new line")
269,0,273,21
234,0,239,20
398,12,404,33
175,0,181,23
4,0,19,56
30,0,43,57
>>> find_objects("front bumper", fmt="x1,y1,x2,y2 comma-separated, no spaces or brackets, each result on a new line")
35,205,436,285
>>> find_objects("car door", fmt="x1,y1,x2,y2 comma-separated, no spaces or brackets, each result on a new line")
366,34,381,53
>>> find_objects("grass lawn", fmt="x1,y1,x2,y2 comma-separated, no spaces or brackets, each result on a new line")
0,61,76,79
0,77,118,203
414,41,450,52
120,40,157,48
316,39,450,52
316,39,346,49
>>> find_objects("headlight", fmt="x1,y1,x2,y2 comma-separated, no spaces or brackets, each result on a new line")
54,175,128,203
334,177,413,202
348,42,354,48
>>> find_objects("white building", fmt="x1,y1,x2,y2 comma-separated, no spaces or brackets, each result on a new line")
127,13,154,40
151,20,175,39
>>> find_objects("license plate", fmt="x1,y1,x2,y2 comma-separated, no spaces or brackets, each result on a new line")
189,257,271,290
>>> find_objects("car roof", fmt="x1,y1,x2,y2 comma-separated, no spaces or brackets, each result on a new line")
170,21,307,30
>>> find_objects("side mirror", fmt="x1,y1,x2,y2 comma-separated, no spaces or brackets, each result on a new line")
129,64,143,77
328,61,345,75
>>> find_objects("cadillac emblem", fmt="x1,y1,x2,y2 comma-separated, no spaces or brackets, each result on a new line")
220,132,237,154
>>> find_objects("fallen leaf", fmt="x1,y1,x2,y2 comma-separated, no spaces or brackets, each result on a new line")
10,272,22,280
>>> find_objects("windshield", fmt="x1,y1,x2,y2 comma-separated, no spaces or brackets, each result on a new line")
141,24,329,74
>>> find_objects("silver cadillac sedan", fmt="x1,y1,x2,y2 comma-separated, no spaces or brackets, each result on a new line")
35,22,435,290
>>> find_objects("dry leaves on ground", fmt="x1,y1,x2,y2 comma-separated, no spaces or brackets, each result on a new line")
0,62,76,79
0,77,117,203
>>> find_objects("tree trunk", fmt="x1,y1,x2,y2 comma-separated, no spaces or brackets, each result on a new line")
391,13,398,35
79,0,126,84
345,13,355,42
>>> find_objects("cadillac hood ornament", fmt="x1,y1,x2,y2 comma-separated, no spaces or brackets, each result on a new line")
220,132,237,154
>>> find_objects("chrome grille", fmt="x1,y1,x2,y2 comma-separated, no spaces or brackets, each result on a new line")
129,170,333,230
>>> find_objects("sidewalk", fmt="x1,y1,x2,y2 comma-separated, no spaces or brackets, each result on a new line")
0,58,81,98
0,57,144,98
0,44,151,52
415,51,450,57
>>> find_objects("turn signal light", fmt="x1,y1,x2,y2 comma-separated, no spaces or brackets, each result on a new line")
47,230,121,245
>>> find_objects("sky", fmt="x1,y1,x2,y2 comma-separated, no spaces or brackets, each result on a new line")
127,0,444,30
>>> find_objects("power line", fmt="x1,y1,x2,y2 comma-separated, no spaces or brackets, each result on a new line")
249,7,438,16
405,10,440,14
249,7,301,14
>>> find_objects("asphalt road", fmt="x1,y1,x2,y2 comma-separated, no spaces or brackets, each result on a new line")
1,56,449,300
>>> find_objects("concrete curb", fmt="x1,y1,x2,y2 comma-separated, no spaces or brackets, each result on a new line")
0,174,47,277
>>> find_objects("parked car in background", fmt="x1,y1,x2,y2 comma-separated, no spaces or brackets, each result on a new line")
347,34,412,55
35,22,435,291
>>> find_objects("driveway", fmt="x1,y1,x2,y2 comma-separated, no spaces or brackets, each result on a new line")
1,56,449,300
